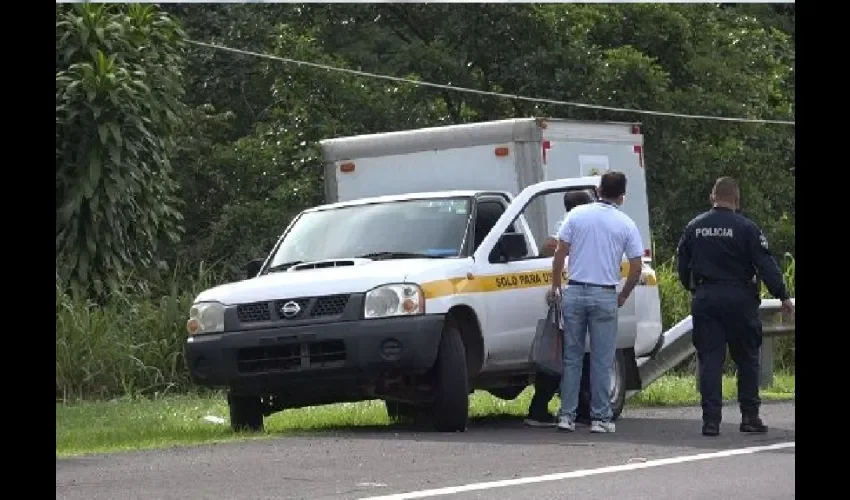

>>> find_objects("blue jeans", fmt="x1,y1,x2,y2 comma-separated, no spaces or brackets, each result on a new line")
558,284,619,422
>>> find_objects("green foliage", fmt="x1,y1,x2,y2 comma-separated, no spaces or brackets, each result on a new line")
656,255,796,373
168,105,327,280
656,262,690,334
55,3,187,297
163,3,794,276
55,265,220,402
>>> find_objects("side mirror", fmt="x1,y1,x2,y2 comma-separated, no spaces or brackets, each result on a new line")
245,258,265,279
488,232,528,263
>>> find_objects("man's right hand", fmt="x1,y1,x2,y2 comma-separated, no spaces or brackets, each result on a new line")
545,286,561,305
780,298,795,316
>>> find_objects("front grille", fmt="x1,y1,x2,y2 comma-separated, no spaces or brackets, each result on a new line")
236,340,347,373
311,295,349,317
236,294,351,324
236,302,271,323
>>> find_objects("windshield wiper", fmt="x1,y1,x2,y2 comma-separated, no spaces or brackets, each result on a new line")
357,251,446,260
266,261,304,273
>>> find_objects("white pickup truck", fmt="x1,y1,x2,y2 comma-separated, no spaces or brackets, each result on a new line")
185,118,663,432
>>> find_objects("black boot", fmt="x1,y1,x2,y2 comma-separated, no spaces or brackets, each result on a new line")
702,421,720,437
740,415,768,433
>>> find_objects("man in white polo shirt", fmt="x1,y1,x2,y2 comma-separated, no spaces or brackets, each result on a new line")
525,189,594,427
547,171,643,433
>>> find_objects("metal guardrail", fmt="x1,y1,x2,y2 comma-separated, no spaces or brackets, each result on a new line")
760,298,796,335
634,298,795,395
755,298,796,388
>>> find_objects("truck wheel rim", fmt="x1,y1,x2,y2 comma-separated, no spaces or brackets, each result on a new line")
610,357,621,404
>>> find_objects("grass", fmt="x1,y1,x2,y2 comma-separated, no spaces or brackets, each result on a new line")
56,373,795,457
629,373,795,406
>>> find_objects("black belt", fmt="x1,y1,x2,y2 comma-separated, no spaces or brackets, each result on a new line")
567,279,616,290
695,278,752,287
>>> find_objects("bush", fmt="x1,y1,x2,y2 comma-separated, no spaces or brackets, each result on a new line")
55,257,796,401
55,264,220,402
655,255,796,374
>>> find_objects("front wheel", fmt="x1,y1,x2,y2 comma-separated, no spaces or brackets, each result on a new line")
428,319,469,432
228,393,264,432
576,350,626,422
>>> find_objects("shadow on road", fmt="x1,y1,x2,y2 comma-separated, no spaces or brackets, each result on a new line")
281,401,795,452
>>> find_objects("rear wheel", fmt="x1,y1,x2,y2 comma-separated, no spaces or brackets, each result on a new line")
228,393,264,432
428,319,469,432
576,350,626,422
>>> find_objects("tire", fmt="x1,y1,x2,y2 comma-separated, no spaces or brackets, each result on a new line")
384,400,419,423
228,393,264,432
576,350,627,422
429,319,469,432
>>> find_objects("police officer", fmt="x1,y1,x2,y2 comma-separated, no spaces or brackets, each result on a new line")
676,177,794,437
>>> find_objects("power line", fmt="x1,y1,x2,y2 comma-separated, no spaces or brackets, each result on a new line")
186,39,796,126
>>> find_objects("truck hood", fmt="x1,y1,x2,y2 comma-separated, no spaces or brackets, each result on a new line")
194,258,456,305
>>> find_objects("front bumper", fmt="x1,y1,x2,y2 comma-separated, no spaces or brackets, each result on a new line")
185,314,445,393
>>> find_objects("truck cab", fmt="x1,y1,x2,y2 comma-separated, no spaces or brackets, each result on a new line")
184,118,663,433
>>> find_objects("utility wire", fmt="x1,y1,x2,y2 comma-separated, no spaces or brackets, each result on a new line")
186,39,796,126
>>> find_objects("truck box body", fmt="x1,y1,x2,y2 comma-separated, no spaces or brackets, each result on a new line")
320,118,652,259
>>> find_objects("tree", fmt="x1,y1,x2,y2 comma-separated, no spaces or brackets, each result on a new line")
159,3,794,276
56,3,187,297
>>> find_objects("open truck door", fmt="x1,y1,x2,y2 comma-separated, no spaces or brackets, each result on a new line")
470,177,607,365
472,175,651,419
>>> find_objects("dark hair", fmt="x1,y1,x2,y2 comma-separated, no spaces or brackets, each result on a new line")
599,171,627,199
563,190,593,212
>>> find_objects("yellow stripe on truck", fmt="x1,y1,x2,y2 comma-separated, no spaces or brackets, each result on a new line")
421,263,656,300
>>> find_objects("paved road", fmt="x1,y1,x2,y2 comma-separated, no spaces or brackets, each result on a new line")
440,448,794,500
56,401,795,500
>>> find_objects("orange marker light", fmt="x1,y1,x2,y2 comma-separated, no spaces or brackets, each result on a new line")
340,162,356,173
494,147,510,157
402,299,417,313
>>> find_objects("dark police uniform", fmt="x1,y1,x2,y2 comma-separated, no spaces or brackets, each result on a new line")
676,206,790,433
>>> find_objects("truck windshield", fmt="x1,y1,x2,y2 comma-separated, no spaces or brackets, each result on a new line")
267,197,473,269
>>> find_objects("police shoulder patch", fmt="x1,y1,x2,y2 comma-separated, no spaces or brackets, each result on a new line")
759,232,769,250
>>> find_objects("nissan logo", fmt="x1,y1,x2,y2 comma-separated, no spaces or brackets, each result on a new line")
280,301,301,319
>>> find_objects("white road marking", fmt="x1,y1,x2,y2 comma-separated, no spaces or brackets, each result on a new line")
359,441,795,500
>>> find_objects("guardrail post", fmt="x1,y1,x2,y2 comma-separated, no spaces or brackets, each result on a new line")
694,356,700,392
759,337,775,389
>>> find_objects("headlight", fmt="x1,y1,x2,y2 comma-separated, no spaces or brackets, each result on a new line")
186,301,225,335
364,284,425,319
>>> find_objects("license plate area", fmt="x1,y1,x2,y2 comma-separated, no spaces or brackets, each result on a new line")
236,340,347,373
